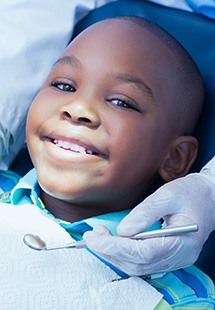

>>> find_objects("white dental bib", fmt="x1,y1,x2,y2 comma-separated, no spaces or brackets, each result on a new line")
0,203,163,309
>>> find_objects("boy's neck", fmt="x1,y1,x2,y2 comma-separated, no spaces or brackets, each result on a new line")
40,190,115,223
39,175,163,223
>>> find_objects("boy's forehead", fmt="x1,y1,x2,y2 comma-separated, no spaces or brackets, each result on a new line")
61,18,178,92
60,18,180,92
66,18,166,57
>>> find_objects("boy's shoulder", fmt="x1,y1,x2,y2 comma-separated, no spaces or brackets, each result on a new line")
148,265,215,308
0,170,20,194
0,168,37,205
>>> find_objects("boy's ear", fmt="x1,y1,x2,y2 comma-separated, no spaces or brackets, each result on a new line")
158,136,198,182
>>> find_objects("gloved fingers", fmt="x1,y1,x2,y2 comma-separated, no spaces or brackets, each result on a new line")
84,230,151,275
92,224,112,235
84,228,144,261
97,236,196,276
117,184,185,237
95,255,149,276
84,224,197,263
84,226,198,276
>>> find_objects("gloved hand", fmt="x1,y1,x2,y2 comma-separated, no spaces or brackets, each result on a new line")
84,168,215,276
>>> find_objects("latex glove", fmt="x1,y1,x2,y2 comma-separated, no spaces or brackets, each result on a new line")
84,169,215,276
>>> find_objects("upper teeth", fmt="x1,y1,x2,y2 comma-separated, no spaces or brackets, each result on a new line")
53,139,93,154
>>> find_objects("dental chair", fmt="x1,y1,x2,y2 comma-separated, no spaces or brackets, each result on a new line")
72,0,215,281
11,0,215,280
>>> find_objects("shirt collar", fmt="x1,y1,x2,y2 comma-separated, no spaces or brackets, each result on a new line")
11,169,39,205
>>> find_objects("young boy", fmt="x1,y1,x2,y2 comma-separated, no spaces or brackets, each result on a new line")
0,16,214,309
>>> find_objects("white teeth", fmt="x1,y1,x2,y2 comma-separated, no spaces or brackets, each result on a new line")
53,139,93,155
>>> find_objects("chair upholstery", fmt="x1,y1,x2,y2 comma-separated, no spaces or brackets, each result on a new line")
72,0,215,280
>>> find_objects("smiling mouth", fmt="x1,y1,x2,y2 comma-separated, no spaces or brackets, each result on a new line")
52,139,100,156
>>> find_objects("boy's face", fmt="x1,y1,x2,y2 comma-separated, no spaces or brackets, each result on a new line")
27,19,179,211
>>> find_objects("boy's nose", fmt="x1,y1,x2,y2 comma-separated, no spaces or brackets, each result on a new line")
60,99,100,127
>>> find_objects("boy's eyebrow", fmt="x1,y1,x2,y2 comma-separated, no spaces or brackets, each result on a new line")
54,55,82,69
54,56,153,98
113,73,153,99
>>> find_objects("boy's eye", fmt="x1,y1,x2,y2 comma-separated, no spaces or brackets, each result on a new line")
51,81,76,92
110,98,139,112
